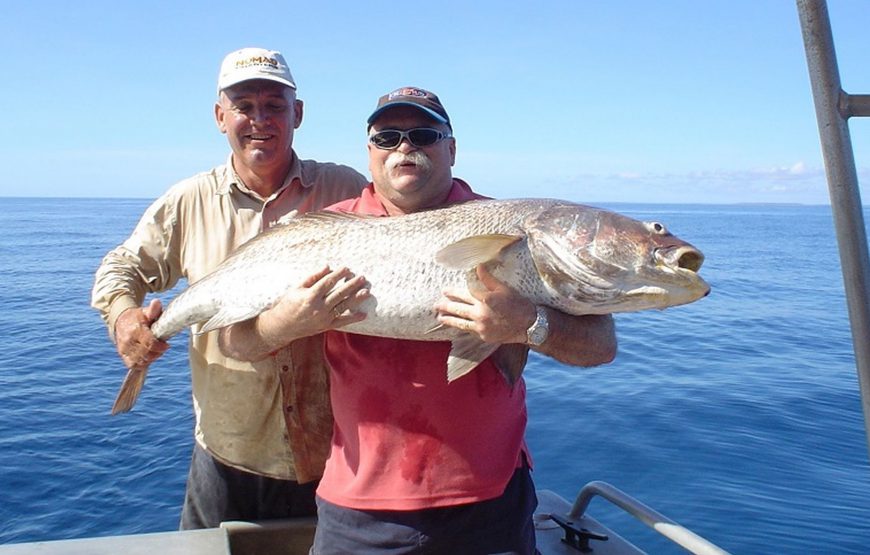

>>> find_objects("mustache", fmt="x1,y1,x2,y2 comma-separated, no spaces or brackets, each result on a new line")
386,151,432,173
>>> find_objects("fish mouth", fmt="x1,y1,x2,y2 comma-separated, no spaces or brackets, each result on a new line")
655,245,704,273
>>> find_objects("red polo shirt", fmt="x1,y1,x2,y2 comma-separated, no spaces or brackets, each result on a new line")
316,179,529,510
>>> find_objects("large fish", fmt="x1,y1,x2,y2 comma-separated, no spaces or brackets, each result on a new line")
111,198,709,414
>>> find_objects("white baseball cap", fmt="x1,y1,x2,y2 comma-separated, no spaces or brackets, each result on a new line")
217,47,296,93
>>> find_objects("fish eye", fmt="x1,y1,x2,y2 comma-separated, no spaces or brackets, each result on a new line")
645,221,667,235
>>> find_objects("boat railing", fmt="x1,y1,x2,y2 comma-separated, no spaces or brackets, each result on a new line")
797,0,870,454
541,481,730,554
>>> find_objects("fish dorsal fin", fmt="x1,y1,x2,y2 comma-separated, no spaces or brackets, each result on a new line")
302,210,379,223
435,234,522,271
274,209,299,226
446,334,500,382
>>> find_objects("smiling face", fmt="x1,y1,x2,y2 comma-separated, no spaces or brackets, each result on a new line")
215,79,303,192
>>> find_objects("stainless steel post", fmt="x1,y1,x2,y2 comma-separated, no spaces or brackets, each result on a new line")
797,0,870,454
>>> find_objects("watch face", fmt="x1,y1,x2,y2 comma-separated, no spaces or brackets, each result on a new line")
527,307,549,346
528,320,547,345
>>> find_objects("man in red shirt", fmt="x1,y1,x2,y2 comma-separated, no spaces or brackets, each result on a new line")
219,87,616,554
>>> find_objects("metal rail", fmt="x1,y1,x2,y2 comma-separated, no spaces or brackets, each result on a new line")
569,481,730,555
796,0,870,454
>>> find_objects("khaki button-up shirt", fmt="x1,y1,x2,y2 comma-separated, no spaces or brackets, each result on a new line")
92,153,367,481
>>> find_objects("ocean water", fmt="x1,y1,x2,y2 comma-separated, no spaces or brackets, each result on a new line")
1,197,869,554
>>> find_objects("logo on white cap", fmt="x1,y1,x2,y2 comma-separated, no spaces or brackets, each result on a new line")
217,47,296,92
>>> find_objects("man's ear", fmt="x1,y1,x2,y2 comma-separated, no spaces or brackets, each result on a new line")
214,101,227,134
293,99,304,130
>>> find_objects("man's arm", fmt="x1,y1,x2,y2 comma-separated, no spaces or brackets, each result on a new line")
93,250,172,371
434,265,617,367
533,309,616,366
92,199,182,370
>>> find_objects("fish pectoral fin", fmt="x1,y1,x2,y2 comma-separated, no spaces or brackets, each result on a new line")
435,234,523,271
111,367,148,415
446,334,500,382
199,307,263,334
491,344,529,385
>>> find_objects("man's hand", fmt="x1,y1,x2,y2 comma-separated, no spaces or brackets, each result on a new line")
258,266,370,342
219,266,370,361
434,265,535,344
435,264,618,367
114,299,169,370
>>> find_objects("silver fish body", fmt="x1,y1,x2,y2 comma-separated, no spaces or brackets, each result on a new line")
112,198,709,414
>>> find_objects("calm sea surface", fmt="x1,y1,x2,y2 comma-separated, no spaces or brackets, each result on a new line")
1,198,869,553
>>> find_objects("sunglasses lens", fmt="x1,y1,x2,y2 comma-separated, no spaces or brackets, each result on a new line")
408,129,440,146
370,131,402,149
370,128,447,149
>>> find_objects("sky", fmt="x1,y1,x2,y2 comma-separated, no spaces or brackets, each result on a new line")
3,0,868,205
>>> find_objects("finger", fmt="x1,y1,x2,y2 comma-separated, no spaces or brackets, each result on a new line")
331,310,368,329
148,340,170,356
129,338,170,369
434,300,464,319
123,349,150,371
143,298,163,322
466,264,505,300
300,265,333,288
340,288,371,312
475,264,499,289
439,287,474,305
312,267,355,298
437,313,476,333
434,294,476,317
324,274,367,307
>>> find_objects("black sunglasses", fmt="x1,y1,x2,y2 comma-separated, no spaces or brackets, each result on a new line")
368,128,451,150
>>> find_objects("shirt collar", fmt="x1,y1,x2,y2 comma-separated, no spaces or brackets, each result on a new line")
216,151,304,200
352,178,482,216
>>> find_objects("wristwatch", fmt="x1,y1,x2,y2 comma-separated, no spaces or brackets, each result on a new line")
526,306,549,346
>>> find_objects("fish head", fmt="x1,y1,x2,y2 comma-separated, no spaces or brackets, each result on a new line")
525,203,710,313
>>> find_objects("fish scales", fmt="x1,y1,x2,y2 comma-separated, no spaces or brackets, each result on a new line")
152,198,557,340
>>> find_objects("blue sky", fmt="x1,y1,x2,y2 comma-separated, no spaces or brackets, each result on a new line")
4,1,868,204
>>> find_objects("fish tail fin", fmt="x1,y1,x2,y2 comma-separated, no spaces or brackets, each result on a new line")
446,335,499,382
111,367,148,415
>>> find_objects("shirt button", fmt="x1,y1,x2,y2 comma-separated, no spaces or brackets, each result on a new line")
286,405,294,413
282,365,289,372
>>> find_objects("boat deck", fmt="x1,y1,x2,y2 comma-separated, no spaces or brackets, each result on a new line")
0,489,649,555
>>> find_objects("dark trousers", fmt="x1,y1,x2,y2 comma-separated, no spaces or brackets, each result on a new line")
311,465,538,555
179,443,318,530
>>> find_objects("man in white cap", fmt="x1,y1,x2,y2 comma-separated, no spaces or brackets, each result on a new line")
91,47,367,529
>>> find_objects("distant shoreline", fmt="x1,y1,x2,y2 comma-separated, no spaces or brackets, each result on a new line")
0,196,843,208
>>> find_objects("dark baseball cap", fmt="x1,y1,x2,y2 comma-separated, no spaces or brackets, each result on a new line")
367,86,451,130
